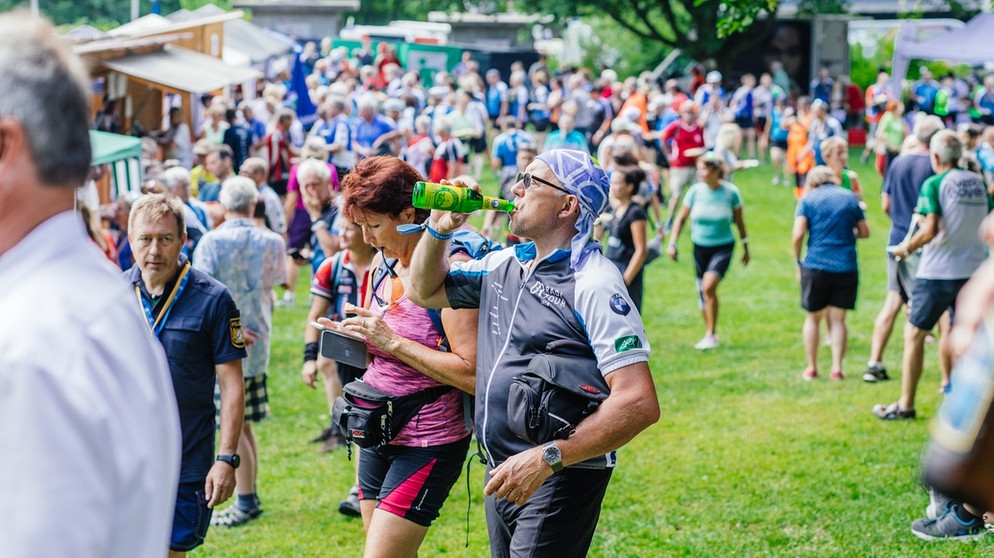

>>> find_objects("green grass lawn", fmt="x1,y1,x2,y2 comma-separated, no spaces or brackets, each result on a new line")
198,151,991,556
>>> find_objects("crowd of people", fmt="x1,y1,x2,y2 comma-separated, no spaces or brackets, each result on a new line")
10,9,994,555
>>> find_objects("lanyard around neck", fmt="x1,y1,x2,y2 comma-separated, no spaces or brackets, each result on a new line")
135,261,191,337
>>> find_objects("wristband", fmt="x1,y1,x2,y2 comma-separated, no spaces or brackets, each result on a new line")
425,221,454,240
741,237,749,244
304,342,319,363
795,259,802,266
668,242,677,249
396,219,454,240
311,220,328,232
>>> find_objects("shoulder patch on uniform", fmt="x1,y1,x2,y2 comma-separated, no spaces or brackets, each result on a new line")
614,335,642,353
230,317,245,349
609,293,631,316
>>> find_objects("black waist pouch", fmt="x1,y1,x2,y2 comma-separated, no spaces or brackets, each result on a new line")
507,340,610,445
333,380,452,449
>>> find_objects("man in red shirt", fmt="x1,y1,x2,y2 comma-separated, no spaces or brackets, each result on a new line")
841,75,865,130
660,100,706,231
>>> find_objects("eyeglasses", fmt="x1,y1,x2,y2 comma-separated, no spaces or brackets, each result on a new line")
515,172,571,196
135,234,177,247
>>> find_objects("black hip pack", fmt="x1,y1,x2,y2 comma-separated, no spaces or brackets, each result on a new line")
332,380,452,451
507,339,610,445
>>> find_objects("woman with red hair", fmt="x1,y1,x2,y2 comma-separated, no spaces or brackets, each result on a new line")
317,156,477,557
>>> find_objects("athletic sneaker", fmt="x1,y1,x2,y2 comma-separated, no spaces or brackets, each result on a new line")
926,487,954,520
863,363,890,383
275,292,295,308
210,505,263,527
802,369,818,381
872,402,916,420
694,333,719,350
911,504,987,542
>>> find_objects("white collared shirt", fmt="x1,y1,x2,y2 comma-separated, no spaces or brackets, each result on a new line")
0,211,181,557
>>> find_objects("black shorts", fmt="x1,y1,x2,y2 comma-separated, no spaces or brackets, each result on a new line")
486,466,612,558
654,147,669,169
772,139,788,150
358,436,470,527
471,135,488,153
693,242,734,280
909,278,968,331
800,267,859,312
755,116,768,134
531,118,551,133
735,116,755,130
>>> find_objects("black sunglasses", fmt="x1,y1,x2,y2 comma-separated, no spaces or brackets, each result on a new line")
515,172,571,196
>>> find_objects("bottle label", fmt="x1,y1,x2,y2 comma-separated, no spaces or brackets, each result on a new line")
424,185,461,211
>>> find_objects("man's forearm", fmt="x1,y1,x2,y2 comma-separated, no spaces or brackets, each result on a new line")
216,363,244,454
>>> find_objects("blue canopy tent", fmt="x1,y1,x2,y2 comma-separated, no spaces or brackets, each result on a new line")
89,129,144,200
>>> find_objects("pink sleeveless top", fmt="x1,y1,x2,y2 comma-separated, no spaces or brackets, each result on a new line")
363,275,468,447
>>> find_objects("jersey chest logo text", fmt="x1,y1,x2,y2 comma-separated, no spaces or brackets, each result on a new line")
529,281,566,308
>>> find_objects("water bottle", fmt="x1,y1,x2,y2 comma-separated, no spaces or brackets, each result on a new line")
412,182,514,213
923,312,994,511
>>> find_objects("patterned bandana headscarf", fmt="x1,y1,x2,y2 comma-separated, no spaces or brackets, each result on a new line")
534,149,610,269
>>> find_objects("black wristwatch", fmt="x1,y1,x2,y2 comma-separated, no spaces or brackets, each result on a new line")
217,454,241,469
542,442,563,473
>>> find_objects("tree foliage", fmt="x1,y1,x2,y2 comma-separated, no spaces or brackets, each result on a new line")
347,0,464,26
0,0,236,28
529,0,780,72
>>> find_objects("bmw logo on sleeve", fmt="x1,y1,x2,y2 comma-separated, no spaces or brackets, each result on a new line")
609,293,631,316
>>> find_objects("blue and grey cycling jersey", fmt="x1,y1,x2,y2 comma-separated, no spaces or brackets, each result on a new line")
445,241,650,469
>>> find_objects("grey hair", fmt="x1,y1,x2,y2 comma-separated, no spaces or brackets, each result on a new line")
930,130,962,166
914,115,945,144
356,93,379,111
129,193,186,236
160,166,192,190
414,115,432,134
0,13,91,187
219,176,259,214
297,158,331,183
328,96,348,113
804,166,839,189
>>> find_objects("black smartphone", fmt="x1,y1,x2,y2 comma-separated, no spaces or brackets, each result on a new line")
318,327,368,368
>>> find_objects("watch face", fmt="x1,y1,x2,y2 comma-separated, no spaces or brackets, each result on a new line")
543,444,561,463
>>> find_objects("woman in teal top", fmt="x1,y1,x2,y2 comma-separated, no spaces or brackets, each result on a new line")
666,152,750,350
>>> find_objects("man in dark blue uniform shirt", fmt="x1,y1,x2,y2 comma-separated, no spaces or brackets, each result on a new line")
126,194,247,558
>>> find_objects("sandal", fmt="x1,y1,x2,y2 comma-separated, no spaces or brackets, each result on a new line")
802,368,818,381
210,505,263,528
872,402,916,420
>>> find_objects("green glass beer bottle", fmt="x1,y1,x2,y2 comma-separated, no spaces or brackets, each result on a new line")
412,182,514,213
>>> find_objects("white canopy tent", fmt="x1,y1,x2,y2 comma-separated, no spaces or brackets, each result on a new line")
892,13,994,84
